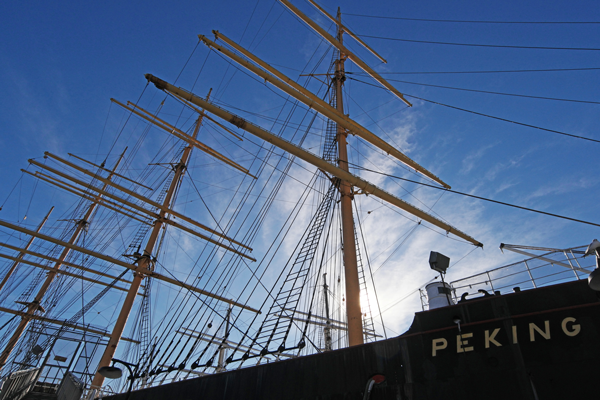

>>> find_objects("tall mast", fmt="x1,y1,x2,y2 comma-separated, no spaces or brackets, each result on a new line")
91,93,210,391
333,8,363,347
0,150,127,369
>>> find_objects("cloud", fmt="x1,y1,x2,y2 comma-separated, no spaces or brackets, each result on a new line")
460,142,497,174
527,176,599,201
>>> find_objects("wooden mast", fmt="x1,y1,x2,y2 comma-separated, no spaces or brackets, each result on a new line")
0,150,127,370
90,92,211,391
332,7,363,347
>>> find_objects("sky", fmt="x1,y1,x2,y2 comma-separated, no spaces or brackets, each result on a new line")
0,0,600,374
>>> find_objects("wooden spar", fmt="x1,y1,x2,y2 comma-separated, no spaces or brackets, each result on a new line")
110,99,253,177
114,98,248,173
30,170,254,260
0,241,134,285
33,153,254,254
116,98,248,171
306,0,387,63
0,151,127,370
27,167,254,260
203,114,244,141
67,152,154,191
0,219,260,313
332,8,363,346
0,207,53,294
278,0,412,107
126,100,243,142
0,306,140,344
205,33,449,189
22,169,152,226
91,101,258,391
0,253,133,293
144,74,483,247
164,96,244,141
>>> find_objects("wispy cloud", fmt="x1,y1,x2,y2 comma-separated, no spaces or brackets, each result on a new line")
527,176,599,200
460,142,497,174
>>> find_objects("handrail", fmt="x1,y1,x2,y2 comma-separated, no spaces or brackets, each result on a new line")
0,368,40,400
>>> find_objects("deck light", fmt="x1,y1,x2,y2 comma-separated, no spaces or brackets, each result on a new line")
429,252,450,274
98,365,123,379
98,358,139,399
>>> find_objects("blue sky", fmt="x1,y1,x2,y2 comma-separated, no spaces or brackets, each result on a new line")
0,0,599,366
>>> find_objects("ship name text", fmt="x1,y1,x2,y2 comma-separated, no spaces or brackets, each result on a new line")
431,317,580,357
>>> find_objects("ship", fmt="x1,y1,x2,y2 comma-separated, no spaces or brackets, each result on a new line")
0,0,598,399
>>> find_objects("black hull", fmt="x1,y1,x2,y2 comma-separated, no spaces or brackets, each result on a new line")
107,279,600,399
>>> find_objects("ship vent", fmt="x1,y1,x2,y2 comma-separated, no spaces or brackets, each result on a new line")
425,282,455,309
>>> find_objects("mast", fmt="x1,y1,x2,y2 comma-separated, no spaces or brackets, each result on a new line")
90,93,210,391
332,8,363,347
0,150,127,370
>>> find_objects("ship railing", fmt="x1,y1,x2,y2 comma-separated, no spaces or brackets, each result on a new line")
448,245,594,304
0,367,40,400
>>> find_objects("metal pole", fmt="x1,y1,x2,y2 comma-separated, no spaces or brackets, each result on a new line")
524,261,537,288
563,251,580,280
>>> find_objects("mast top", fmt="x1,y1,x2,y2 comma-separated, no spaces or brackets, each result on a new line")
278,0,411,106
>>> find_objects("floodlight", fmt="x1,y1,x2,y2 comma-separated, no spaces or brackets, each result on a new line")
429,251,450,274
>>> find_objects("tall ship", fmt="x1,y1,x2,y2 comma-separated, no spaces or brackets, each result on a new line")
0,1,598,399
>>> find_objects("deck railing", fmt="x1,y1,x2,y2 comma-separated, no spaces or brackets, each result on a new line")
449,245,594,303
0,368,40,400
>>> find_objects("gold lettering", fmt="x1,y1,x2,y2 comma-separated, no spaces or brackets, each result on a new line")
432,338,447,357
561,317,581,337
529,321,551,341
512,325,518,344
457,333,474,353
485,328,502,348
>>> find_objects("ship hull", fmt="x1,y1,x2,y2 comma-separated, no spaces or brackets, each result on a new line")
106,279,600,399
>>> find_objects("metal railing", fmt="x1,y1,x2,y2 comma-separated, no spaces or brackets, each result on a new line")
449,245,594,302
0,368,40,400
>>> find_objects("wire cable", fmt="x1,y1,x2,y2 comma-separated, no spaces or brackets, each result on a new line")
349,76,600,143
405,92,600,143
348,67,600,75
344,13,600,24
347,162,600,228
348,76,600,105
356,34,600,51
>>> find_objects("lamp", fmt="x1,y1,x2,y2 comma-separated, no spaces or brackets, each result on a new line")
429,251,454,306
98,366,123,379
98,358,138,399
429,251,450,274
